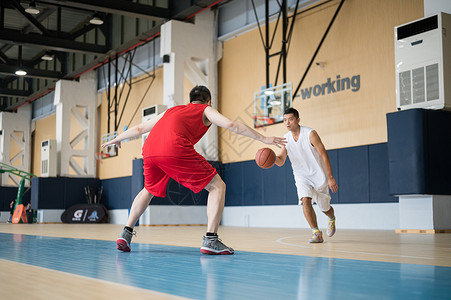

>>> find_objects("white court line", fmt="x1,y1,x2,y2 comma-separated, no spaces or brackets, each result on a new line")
276,235,434,260
276,236,312,248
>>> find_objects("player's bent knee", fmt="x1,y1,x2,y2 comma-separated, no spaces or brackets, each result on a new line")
301,197,312,206
205,174,225,192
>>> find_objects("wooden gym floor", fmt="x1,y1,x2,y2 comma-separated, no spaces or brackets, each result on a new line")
1,224,451,299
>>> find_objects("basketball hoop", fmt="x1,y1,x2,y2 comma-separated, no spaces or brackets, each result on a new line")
101,132,118,158
95,152,110,164
254,82,292,128
253,116,276,128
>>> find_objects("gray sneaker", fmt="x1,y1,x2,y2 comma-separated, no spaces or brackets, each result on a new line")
200,236,234,255
116,228,135,252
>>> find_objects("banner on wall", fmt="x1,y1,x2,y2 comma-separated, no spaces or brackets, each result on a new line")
61,203,108,223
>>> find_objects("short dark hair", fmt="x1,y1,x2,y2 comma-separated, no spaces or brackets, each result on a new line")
190,85,211,103
284,107,299,119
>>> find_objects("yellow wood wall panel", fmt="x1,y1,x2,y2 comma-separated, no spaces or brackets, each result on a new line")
97,68,165,179
31,114,56,176
218,0,423,163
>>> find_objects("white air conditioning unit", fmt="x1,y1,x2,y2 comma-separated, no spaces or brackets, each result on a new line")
41,139,57,177
142,104,166,146
395,12,451,110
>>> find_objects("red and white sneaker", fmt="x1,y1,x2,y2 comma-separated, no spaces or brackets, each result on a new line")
116,228,135,252
200,236,234,255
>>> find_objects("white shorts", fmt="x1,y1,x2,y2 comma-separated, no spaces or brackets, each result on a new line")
296,183,331,212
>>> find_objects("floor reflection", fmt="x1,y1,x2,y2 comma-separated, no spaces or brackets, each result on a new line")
1,233,451,299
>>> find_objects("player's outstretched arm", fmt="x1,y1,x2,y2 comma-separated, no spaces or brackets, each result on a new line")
204,106,286,148
275,146,287,167
101,111,166,149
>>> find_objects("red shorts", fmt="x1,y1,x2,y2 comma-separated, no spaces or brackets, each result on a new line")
143,154,217,197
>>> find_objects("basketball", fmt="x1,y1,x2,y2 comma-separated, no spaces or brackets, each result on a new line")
255,148,276,169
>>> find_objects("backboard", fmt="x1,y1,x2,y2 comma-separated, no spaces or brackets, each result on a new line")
254,82,292,128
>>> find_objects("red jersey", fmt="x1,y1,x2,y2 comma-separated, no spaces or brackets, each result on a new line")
142,103,210,158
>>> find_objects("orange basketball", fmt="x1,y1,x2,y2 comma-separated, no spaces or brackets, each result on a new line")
255,148,276,169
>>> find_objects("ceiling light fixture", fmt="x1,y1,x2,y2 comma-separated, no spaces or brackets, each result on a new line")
41,53,54,61
25,1,40,15
16,45,27,76
89,13,104,25
15,69,27,76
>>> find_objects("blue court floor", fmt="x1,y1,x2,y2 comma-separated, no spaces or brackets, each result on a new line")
1,232,451,299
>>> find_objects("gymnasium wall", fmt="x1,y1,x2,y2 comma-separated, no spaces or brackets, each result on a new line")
97,68,163,179
217,0,424,163
96,68,195,180
28,67,168,180
30,107,86,177
31,113,56,176
19,1,430,229
6,139,20,186
100,158,224,210
35,108,89,177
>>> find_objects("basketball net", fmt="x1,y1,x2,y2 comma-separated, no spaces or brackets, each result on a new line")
95,152,110,164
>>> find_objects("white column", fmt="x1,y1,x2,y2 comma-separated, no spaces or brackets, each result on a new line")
424,0,451,16
54,71,97,177
0,106,32,186
160,10,219,161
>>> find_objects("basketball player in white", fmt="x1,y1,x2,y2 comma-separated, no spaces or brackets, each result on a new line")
275,108,338,243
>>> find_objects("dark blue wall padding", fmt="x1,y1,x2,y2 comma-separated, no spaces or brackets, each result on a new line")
223,162,244,206
387,109,451,195
127,158,222,208
31,177,101,209
263,157,297,205
424,109,451,194
369,144,397,203
338,145,370,203
328,150,339,204
131,159,144,204
101,176,132,209
24,141,397,210
223,143,395,206
242,163,264,206
0,186,31,211
387,109,426,194
224,159,298,206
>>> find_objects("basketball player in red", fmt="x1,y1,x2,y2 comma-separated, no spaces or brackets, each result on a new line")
102,86,286,254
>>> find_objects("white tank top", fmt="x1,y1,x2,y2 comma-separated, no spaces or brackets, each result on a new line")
284,126,327,188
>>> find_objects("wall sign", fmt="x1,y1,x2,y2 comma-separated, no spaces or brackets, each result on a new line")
300,75,360,99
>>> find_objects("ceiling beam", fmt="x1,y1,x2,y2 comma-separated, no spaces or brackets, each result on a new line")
69,23,98,40
0,29,108,55
0,6,56,55
169,0,222,20
39,0,170,20
0,88,32,97
8,0,50,35
0,49,12,64
0,64,63,80
63,24,162,79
